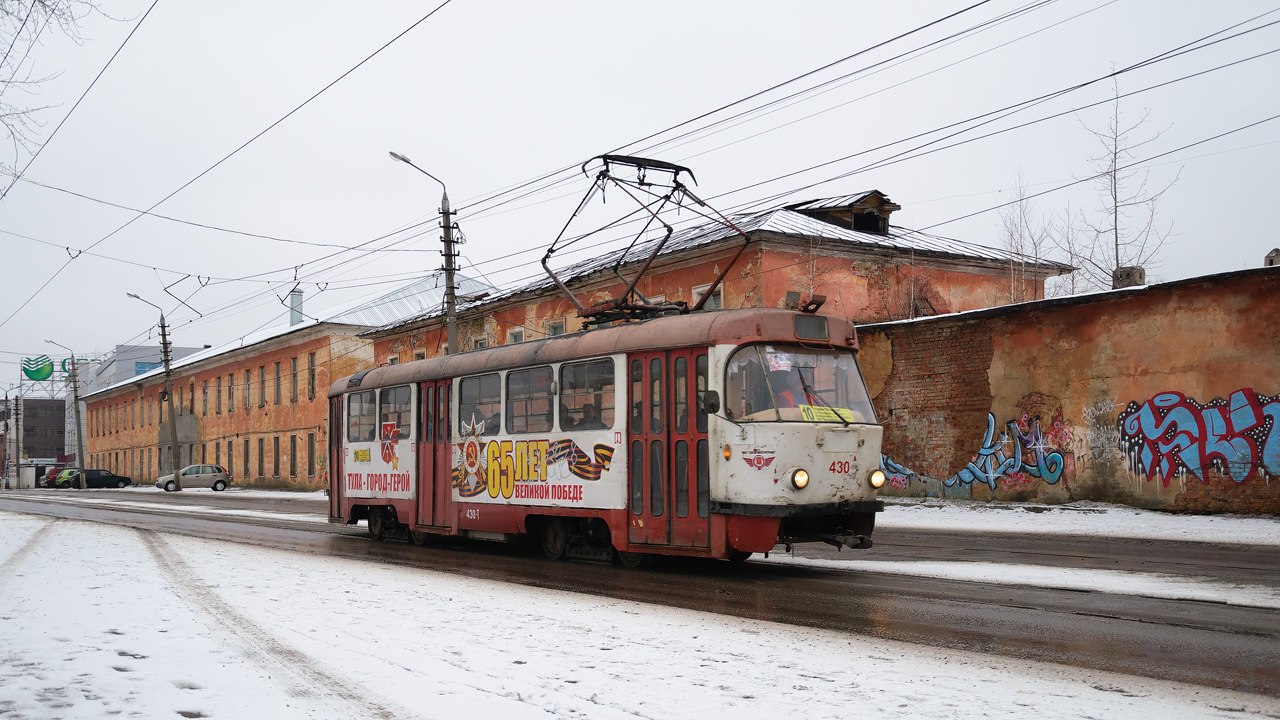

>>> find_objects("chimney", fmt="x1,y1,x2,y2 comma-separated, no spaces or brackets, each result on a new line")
1112,266,1146,289
289,288,304,326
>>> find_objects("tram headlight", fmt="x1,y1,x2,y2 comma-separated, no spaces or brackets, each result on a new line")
869,469,887,489
791,469,810,490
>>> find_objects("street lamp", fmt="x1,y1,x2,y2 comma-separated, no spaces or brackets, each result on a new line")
45,339,86,490
389,150,458,355
127,292,183,491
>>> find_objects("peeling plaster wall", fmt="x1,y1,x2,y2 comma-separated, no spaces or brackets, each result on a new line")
861,267,1280,514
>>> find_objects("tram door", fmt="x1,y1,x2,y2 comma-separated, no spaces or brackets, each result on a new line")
328,395,344,520
416,379,454,528
627,349,710,548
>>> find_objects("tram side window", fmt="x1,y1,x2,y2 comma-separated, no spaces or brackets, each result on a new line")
560,359,615,430
459,374,501,436
507,366,553,434
346,391,376,443
379,385,412,440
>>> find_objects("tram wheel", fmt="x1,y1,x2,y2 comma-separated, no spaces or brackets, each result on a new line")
410,531,430,546
367,508,387,542
614,550,648,569
540,518,569,561
727,550,752,563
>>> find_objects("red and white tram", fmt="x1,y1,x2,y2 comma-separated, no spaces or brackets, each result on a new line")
328,307,887,564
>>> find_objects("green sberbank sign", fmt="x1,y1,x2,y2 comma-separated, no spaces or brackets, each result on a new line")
21,355,53,381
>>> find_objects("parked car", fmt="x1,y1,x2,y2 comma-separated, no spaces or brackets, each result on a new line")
39,465,65,487
155,464,231,492
77,469,133,489
51,468,81,488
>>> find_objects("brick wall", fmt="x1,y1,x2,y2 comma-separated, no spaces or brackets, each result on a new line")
860,267,1280,514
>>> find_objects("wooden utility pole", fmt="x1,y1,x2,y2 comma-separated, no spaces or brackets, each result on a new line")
441,189,458,355
67,355,85,490
159,314,183,491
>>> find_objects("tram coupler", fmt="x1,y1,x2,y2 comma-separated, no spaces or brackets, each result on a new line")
819,533,873,551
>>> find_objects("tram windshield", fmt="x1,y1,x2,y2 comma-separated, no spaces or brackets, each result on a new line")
724,344,876,424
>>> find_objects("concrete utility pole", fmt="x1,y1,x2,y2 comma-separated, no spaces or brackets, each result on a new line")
45,340,86,489
389,150,458,354
128,293,182,490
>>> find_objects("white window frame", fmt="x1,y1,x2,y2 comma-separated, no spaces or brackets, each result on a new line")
693,283,723,310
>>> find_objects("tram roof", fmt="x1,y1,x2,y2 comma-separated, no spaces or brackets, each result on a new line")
331,307,854,396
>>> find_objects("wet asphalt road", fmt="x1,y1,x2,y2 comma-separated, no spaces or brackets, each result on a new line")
2,488,1278,697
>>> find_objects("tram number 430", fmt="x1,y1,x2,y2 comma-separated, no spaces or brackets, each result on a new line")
829,460,852,474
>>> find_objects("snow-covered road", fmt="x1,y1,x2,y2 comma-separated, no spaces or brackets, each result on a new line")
1,500,1277,719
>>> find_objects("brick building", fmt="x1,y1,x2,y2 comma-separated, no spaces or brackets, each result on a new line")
370,192,1071,361
81,279,490,488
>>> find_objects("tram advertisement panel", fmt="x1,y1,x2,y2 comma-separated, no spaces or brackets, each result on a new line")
451,426,621,508
344,387,416,500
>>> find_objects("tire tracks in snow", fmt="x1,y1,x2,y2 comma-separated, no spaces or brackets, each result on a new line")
139,529,407,720
0,518,56,601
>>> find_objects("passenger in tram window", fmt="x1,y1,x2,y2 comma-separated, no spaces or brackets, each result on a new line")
560,403,576,430
768,370,805,408
578,403,606,430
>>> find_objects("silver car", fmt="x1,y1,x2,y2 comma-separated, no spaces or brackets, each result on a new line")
155,464,232,492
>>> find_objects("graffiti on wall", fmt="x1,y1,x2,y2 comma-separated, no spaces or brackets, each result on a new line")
1079,399,1119,463
881,405,1072,491
1117,388,1280,484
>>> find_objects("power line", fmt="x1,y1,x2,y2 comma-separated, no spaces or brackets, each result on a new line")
0,0,457,333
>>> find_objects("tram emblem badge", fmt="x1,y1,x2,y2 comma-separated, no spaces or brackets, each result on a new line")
380,421,400,470
742,449,776,470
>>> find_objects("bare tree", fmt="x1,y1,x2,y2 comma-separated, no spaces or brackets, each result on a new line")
1069,78,1181,290
1045,201,1086,297
998,169,1050,302
0,1,104,169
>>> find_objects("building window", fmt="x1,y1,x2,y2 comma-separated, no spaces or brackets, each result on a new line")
290,357,298,402
203,381,209,416
228,374,235,413
176,388,183,416
201,442,207,463
189,382,195,414
215,441,221,465
545,319,565,337
258,366,266,407
216,377,222,414
508,328,524,344
693,283,723,310
244,370,251,409
274,362,282,405
472,338,488,350
244,438,251,478
289,435,297,477
307,433,315,476
227,441,233,478
308,352,316,400
413,351,426,361
272,436,280,477
257,437,264,478
386,356,399,366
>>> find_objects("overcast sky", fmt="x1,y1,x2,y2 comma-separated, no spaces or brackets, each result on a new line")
2,0,1277,379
